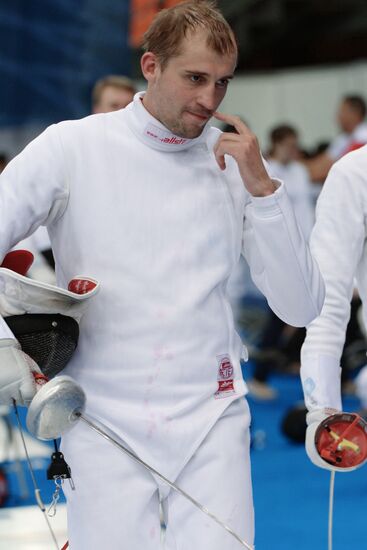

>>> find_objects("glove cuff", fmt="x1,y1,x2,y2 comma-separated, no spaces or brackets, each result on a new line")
301,353,342,411
306,407,340,426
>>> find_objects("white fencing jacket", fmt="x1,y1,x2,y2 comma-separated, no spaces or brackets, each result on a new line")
0,92,324,477
301,145,367,413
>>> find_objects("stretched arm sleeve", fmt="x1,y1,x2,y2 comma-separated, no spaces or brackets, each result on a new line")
0,124,69,339
300,160,365,411
242,182,325,327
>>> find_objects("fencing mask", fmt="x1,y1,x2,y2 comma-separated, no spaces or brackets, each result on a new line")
0,250,99,378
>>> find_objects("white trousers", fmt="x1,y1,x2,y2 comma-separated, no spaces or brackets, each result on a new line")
62,397,254,550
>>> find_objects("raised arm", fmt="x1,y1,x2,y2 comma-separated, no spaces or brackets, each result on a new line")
301,153,366,412
242,183,325,327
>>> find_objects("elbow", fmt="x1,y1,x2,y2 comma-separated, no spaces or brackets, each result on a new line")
271,281,325,328
293,267,326,327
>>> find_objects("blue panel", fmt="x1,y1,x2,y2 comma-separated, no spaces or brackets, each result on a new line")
0,0,131,126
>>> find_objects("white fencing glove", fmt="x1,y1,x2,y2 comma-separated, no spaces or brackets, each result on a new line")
0,338,43,406
306,408,367,472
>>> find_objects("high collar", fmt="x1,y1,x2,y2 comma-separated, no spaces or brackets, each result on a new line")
125,91,211,152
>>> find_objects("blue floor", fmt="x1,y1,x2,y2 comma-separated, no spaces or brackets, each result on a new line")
246,367,367,550
2,406,64,509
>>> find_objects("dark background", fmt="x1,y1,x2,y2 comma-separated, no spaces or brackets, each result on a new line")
1,0,366,126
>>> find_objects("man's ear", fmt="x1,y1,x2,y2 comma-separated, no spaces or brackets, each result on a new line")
141,52,160,82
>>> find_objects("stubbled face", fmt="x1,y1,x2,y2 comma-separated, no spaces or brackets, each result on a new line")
142,30,237,139
93,86,134,113
337,101,361,133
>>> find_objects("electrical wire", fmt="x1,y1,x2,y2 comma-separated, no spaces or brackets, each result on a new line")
12,400,60,550
328,471,335,550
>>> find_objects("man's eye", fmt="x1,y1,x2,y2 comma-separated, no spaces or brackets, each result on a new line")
190,75,202,83
217,79,229,88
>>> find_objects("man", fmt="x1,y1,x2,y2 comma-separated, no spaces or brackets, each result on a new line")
91,74,136,113
301,143,367,471
0,2,324,549
305,95,367,182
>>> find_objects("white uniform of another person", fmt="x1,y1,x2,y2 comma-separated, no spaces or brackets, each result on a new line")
301,145,367,416
0,92,324,549
266,159,315,241
327,122,367,161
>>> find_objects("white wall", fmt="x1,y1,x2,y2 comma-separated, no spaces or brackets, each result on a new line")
219,60,367,151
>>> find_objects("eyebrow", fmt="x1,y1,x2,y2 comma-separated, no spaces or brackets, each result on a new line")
185,70,234,80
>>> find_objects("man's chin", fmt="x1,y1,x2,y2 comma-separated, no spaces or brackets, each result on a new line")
177,124,206,139
164,116,208,139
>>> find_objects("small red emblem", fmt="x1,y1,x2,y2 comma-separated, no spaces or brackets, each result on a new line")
215,355,236,399
68,279,97,295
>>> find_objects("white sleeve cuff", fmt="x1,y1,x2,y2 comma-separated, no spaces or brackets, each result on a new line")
300,353,342,412
249,179,285,216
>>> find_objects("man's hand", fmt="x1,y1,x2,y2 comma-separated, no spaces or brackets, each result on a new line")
213,112,277,197
0,338,42,406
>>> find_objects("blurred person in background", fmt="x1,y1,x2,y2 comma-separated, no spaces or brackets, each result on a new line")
92,74,136,113
247,124,315,400
266,125,314,240
305,95,367,182
0,2,324,549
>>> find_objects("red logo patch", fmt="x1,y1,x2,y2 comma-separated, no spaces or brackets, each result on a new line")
218,380,234,392
68,279,97,295
215,355,236,399
218,357,234,380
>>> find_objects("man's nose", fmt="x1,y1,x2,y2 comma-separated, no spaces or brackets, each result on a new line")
197,85,218,112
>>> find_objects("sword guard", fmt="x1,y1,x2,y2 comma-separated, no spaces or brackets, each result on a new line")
315,413,367,468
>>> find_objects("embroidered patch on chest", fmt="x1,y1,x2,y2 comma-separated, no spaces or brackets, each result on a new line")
214,354,236,399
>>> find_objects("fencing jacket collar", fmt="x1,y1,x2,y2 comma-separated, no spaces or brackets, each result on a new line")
126,91,211,152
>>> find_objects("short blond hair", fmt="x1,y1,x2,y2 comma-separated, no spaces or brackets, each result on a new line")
92,75,136,107
142,1,237,69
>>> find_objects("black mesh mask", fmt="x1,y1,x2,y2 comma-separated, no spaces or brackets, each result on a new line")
4,313,79,379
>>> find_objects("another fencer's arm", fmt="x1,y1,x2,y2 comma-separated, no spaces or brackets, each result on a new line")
299,155,366,470
241,182,325,327
301,157,365,414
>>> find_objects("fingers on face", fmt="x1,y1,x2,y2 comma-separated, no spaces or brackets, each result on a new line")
215,112,248,135
214,139,243,170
